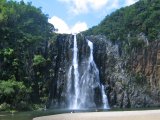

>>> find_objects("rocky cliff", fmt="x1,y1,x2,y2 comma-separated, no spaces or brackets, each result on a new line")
89,36,160,108
129,41,160,107
47,34,160,109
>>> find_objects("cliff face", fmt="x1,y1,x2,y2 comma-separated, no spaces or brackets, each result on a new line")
131,41,160,88
48,34,92,108
129,41,160,107
90,36,160,108
48,34,160,109
48,34,73,108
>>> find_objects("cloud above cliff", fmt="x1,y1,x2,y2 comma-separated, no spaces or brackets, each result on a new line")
48,0,138,34
48,16,88,34
125,0,139,6
14,0,139,33
58,0,138,15
58,0,109,15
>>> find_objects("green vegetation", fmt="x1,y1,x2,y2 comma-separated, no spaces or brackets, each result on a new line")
0,0,55,111
0,76,31,110
84,0,160,90
33,55,46,66
85,0,160,44
1,0,160,111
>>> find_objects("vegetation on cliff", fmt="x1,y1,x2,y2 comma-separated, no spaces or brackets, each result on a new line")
84,0,160,108
0,0,55,111
1,0,160,111
85,0,160,45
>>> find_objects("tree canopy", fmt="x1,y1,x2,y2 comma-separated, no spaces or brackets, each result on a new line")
0,0,55,111
84,0,160,43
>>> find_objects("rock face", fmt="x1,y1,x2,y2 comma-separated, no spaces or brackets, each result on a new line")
48,34,160,109
48,34,106,109
87,36,160,108
48,34,73,108
129,41,160,107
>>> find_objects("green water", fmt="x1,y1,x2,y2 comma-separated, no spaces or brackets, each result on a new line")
1,107,159,120
0,109,71,120
0,109,100,120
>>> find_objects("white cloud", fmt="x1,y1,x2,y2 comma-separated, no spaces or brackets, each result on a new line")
71,22,88,34
88,0,109,10
58,0,109,15
48,16,88,34
58,0,139,15
109,0,120,9
48,16,70,34
125,0,139,6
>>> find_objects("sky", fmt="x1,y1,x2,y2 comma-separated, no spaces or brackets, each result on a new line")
14,0,139,33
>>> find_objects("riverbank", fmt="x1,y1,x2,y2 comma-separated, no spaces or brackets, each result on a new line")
33,109,160,120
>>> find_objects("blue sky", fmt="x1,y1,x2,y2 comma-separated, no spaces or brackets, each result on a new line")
14,0,139,33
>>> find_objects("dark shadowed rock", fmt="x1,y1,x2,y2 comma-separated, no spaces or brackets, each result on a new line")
47,34,160,109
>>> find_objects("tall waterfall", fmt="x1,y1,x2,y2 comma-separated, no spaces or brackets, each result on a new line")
67,34,80,109
78,40,101,108
72,34,80,109
87,40,109,109
67,35,109,109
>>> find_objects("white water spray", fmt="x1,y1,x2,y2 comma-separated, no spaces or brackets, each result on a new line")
67,35,109,109
87,40,109,109
72,34,80,109
67,34,80,109
101,85,110,109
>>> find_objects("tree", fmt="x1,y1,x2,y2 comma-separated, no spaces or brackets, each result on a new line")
84,0,160,44
0,0,55,110
0,76,31,110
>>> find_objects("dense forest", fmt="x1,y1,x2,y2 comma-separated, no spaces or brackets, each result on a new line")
0,0,160,111
85,0,160,48
0,0,55,111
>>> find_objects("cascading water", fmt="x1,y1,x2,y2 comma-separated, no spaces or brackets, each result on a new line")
67,34,80,109
86,40,109,109
67,35,109,109
78,40,101,108
72,34,80,109
101,85,109,109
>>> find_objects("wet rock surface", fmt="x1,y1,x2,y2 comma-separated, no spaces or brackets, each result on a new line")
48,34,160,109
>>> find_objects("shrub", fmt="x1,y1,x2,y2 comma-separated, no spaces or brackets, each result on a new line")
33,55,46,66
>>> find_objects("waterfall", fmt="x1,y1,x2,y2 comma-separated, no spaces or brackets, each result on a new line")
67,66,73,109
101,85,110,109
86,40,109,109
72,34,80,109
67,35,109,109
67,34,80,109
77,40,101,108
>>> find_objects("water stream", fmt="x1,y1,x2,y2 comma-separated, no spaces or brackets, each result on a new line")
67,35,109,109
67,34,80,109
101,85,109,109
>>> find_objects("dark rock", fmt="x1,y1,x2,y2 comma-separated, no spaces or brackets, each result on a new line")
47,34,160,109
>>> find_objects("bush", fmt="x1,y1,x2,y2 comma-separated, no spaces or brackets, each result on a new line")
0,103,10,111
0,76,31,110
33,55,46,66
16,101,31,111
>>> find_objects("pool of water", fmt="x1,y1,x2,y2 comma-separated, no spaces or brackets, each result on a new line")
0,109,70,120
0,109,108,120
0,107,159,120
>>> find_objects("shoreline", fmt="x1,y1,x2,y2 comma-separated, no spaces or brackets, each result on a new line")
33,109,160,120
